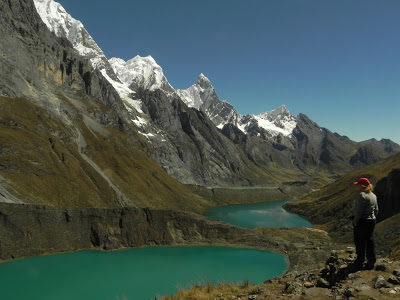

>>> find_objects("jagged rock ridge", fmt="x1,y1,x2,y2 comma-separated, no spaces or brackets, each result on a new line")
0,0,218,208
5,0,400,190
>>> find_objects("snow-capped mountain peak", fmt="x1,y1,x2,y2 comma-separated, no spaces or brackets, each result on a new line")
177,73,215,110
196,73,213,88
33,0,296,139
34,0,77,37
33,0,160,142
109,55,174,93
251,105,297,136
257,105,291,121
33,0,107,70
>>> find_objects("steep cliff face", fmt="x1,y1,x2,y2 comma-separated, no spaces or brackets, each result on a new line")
26,0,400,189
0,0,127,120
177,75,399,181
136,88,285,187
1,0,398,203
0,203,290,262
33,0,121,83
0,0,214,210
177,74,241,129
374,168,400,222
109,56,175,93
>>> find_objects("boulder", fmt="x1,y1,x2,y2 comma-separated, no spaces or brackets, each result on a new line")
344,287,355,297
373,275,387,289
284,281,303,295
387,275,400,285
375,263,388,271
316,278,330,288
353,282,371,292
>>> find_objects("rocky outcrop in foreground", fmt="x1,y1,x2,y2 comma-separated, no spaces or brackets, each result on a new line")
165,247,400,299
277,247,400,299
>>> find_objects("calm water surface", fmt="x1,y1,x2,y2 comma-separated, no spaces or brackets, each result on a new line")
0,246,287,300
204,200,311,228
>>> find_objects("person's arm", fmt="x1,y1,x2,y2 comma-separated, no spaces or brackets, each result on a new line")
353,194,364,226
374,198,379,218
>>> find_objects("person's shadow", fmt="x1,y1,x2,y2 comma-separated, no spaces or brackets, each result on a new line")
326,263,367,286
340,262,372,276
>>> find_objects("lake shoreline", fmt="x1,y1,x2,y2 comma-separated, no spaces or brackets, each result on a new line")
0,202,291,261
0,246,289,300
0,201,329,274
203,200,311,229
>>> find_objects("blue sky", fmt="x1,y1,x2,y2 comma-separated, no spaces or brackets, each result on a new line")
58,0,400,144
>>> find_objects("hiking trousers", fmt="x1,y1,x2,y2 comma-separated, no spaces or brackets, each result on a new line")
353,219,376,265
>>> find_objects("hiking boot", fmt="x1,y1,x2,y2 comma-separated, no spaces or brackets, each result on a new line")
349,262,363,272
364,260,375,270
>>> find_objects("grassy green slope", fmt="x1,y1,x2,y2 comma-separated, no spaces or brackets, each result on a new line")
0,96,211,212
285,152,400,240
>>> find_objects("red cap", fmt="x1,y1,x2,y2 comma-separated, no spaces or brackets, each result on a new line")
353,177,371,186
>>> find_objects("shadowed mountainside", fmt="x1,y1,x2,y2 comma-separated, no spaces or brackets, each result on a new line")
285,152,400,256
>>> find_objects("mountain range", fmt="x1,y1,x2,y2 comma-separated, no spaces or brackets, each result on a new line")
1,0,400,287
0,0,399,209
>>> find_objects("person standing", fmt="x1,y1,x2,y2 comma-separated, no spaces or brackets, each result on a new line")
352,177,379,269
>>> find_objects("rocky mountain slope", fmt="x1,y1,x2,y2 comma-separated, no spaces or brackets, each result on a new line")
108,54,399,186
30,0,287,187
1,0,399,209
109,56,175,93
178,74,400,180
31,0,400,188
0,0,215,210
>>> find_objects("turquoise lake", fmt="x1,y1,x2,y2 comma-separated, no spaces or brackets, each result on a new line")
204,200,311,228
0,246,287,300
0,201,310,299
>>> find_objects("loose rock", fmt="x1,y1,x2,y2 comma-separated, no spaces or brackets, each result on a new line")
373,275,387,289
387,275,400,285
344,286,355,297
353,282,371,292
284,281,303,295
317,278,330,288
348,273,361,279
375,264,387,271
303,281,314,288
